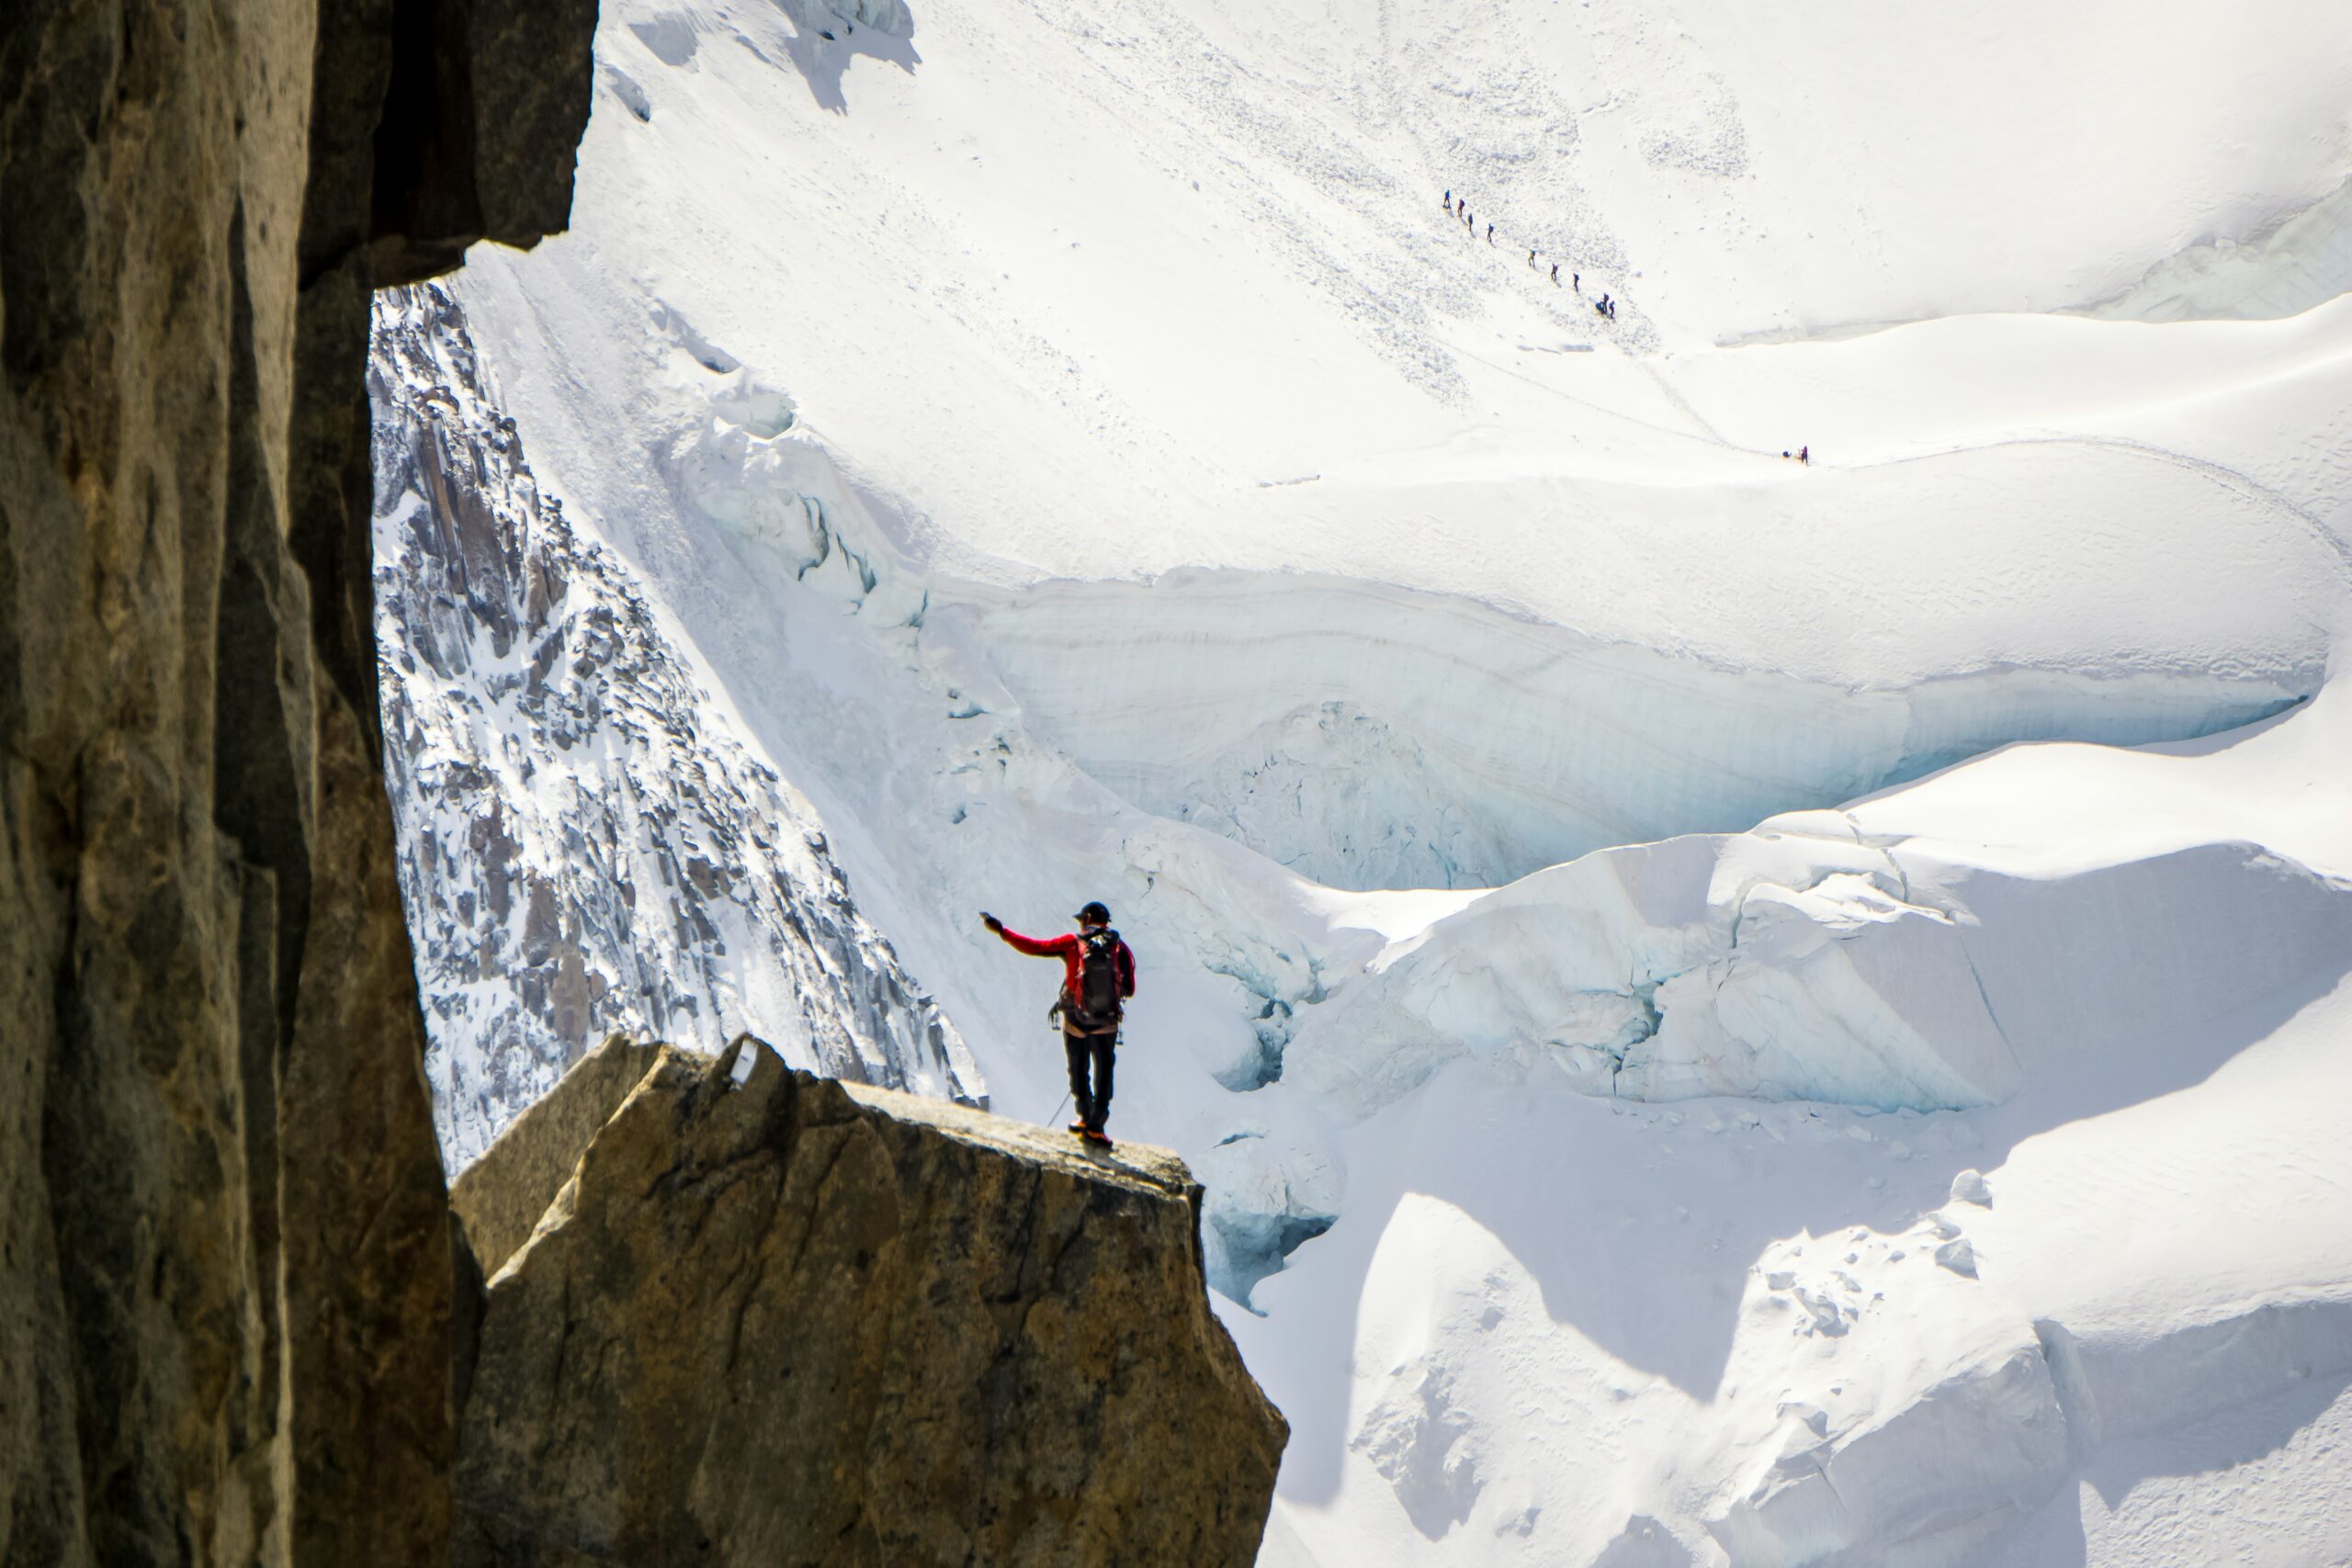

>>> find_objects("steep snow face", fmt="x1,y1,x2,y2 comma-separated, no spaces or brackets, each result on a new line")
967,572,2301,889
370,284,980,1166
2090,175,2352,323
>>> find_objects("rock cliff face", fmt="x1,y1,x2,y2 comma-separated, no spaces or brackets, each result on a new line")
449,1035,1287,1567
369,284,985,1167
0,1,593,1561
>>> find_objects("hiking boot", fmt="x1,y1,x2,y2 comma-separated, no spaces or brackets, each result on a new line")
1068,1121,1091,1134
1081,1128,1113,1146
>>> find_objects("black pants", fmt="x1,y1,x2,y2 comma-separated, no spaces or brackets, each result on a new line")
1065,1028,1116,1132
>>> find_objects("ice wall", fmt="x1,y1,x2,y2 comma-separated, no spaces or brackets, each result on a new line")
2090,174,2352,322
966,572,2304,891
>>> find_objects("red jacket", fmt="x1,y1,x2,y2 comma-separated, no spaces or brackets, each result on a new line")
995,925,1136,1012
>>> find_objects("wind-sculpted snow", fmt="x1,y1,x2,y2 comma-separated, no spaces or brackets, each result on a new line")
1222,686,2352,1564
1282,712,2352,1122
1706,1339,2074,1566
369,285,981,1166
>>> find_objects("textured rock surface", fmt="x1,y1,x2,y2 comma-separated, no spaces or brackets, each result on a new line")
450,1034,668,1278
370,285,984,1167
453,1036,1287,1566
0,1,593,1562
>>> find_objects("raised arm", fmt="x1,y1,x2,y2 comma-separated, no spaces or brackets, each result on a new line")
984,914,1070,959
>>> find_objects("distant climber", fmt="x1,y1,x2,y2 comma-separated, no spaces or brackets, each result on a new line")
1551,263,1560,285
1486,222,1495,244
1572,272,1580,293
1444,188,1452,208
983,903,1136,1145
1799,445,1810,465
1529,248,1538,267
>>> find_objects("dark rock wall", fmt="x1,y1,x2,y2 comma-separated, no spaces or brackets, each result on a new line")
0,0,594,1561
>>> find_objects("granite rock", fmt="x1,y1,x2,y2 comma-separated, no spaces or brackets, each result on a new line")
0,0,594,1560
453,1036,1288,1567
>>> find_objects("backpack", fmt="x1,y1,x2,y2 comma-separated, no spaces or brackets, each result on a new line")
1069,929,1125,1032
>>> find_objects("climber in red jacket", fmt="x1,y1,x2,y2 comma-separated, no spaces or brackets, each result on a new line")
983,902,1136,1143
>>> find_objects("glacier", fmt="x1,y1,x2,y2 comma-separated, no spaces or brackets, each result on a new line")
365,0,2352,1561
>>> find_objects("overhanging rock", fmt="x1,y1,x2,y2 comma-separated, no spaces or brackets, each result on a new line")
451,1036,1287,1565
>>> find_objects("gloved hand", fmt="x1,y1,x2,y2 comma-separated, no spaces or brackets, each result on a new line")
981,911,1002,933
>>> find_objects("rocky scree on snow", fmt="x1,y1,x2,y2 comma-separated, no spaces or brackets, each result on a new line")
371,282,983,1167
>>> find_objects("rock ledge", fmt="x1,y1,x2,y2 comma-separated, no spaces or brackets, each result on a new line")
452,1036,1285,1566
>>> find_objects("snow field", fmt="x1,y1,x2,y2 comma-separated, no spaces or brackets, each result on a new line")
1227,681,2352,1559
1229,967,2352,1567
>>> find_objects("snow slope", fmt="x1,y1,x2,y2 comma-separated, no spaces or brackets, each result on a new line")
375,0,2352,1561
446,0,2352,891
1232,676,2352,1565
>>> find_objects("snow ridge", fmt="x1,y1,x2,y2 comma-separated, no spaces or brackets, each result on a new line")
370,283,983,1167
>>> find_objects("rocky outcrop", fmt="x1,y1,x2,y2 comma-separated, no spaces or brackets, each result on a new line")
0,1,594,1562
370,285,985,1167
448,1034,670,1278
450,1035,1288,1566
